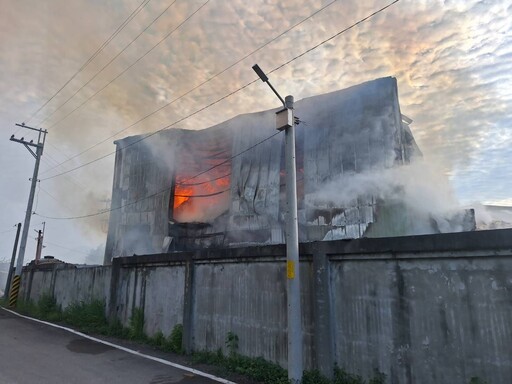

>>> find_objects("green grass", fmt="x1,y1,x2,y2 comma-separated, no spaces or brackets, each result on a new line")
469,377,488,384
128,307,146,340
147,324,183,353
192,349,289,384
13,293,62,321
189,333,387,384
166,323,184,353
63,299,108,333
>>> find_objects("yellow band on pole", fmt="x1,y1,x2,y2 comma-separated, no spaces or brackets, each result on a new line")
287,260,295,279
8,275,21,308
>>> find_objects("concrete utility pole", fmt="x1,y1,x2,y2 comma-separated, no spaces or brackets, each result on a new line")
9,123,47,305
4,223,21,299
35,221,45,263
252,64,303,383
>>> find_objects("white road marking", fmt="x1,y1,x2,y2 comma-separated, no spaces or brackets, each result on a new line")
1,306,237,384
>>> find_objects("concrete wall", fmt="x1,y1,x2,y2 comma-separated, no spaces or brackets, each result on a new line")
191,261,315,368
329,255,512,383
19,266,111,310
20,229,512,384
111,264,186,336
0,262,10,295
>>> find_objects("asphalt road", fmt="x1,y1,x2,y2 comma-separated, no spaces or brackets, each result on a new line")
0,308,225,384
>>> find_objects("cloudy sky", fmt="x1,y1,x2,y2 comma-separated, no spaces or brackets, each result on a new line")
0,0,510,264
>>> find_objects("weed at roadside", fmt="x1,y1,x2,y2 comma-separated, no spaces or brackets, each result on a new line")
34,293,62,321
128,307,145,340
63,300,107,333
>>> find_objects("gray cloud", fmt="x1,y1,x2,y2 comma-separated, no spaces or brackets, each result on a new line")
1,0,511,262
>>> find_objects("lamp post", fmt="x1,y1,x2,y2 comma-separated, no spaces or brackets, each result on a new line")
252,64,303,383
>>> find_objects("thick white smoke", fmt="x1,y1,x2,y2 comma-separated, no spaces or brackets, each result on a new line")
471,203,512,230
308,158,468,235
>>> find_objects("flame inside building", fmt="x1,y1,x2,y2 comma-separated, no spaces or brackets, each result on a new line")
104,77,474,261
172,129,232,223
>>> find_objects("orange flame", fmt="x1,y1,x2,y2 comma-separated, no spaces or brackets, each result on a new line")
172,131,233,222
173,185,193,209
173,173,231,222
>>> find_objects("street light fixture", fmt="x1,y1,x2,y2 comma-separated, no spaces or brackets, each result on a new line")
252,64,303,383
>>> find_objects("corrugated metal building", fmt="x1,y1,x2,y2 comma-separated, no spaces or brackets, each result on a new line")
104,77,434,261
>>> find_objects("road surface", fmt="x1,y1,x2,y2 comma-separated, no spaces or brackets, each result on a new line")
0,308,227,384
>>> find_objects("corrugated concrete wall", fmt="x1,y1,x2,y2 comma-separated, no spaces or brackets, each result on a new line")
330,256,512,383
111,264,186,336
19,266,111,309
20,229,512,384
192,261,315,368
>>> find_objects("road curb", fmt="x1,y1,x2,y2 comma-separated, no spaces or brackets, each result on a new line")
0,306,237,384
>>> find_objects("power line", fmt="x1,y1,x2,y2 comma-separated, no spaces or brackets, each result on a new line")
35,130,282,220
24,0,152,125
40,149,90,190
42,0,210,130
39,151,64,172
38,150,90,189
0,228,17,236
268,0,400,76
45,142,74,164
41,0,399,182
39,0,339,176
44,241,90,256
178,172,232,187
41,79,259,181
41,151,64,167
38,0,177,128
38,185,77,215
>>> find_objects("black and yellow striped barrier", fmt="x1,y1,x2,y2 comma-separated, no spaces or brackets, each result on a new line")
8,275,21,308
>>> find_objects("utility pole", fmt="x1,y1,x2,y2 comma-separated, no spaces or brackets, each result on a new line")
9,123,47,306
252,64,303,383
35,221,45,263
4,223,21,299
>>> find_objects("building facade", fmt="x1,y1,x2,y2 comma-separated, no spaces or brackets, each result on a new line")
104,77,465,263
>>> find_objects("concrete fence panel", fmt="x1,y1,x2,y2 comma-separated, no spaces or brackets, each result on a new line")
19,229,512,384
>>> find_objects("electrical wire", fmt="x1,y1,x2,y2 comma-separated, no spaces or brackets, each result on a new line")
41,78,259,181
35,130,282,220
175,189,230,198
42,0,210,130
36,149,90,192
177,172,232,187
38,0,339,175
38,185,77,215
38,0,178,128
41,0,399,182
44,241,90,256
267,0,400,77
0,227,17,236
24,0,152,125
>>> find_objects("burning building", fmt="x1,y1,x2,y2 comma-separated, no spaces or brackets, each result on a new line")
104,77,473,262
